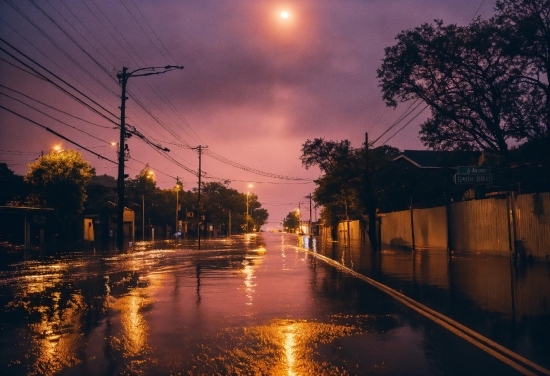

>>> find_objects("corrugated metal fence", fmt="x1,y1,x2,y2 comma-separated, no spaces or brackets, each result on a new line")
379,192,550,261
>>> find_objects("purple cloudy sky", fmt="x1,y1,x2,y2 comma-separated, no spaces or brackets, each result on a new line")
0,0,495,228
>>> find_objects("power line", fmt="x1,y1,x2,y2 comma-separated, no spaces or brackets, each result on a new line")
370,99,423,146
472,0,485,21
204,149,312,181
380,104,430,146
0,38,120,125
4,0,118,97
0,105,117,164
0,91,113,144
0,84,113,129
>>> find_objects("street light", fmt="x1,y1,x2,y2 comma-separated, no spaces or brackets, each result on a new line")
115,65,183,250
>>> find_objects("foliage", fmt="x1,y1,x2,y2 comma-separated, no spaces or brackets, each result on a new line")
301,138,365,227
0,163,29,206
378,19,539,156
301,138,481,222
124,174,269,238
495,0,550,129
25,149,93,230
200,182,268,234
282,210,300,233
83,174,117,217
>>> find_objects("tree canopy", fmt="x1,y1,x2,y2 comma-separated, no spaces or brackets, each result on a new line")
282,210,300,233
377,0,549,157
25,149,93,228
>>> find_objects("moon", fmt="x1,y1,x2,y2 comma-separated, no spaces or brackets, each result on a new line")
280,11,290,19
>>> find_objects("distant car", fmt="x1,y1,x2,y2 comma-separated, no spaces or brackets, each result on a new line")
174,232,182,238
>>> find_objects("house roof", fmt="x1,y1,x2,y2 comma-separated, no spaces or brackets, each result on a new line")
391,150,482,169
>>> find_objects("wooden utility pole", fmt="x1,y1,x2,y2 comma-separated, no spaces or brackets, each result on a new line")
116,67,128,250
365,132,378,250
193,145,207,249
304,194,313,235
115,65,183,250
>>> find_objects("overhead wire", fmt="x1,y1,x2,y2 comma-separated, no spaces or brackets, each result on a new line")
380,104,430,146
0,37,120,125
0,105,117,164
4,0,119,98
57,0,125,69
117,0,173,64
0,90,114,144
1,1,311,188
370,99,422,146
0,84,113,129
204,149,313,181
126,0,177,63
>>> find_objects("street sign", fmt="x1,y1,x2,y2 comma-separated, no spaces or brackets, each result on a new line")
454,174,492,184
458,166,491,174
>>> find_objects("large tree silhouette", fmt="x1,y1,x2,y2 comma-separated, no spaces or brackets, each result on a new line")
378,17,545,158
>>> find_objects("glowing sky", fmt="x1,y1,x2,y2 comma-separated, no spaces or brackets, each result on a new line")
0,0,495,229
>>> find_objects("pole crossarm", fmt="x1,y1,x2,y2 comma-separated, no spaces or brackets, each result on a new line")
117,66,184,81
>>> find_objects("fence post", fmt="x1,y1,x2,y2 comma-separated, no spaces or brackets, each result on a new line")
507,192,517,265
410,197,416,252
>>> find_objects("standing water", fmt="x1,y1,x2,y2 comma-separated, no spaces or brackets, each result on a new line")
0,233,544,375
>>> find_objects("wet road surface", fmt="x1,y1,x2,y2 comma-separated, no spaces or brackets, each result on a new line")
0,233,545,375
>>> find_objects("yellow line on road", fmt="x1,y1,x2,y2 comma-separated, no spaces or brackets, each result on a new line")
298,247,550,376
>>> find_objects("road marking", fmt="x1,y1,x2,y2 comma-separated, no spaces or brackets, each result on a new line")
298,247,550,376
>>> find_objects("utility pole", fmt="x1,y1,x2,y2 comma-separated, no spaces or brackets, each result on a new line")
304,194,313,235
175,177,182,237
115,65,183,250
364,132,378,250
193,145,207,249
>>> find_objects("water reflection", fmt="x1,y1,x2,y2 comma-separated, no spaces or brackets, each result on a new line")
201,318,366,375
0,234,545,374
307,235,550,369
108,291,151,358
242,247,266,307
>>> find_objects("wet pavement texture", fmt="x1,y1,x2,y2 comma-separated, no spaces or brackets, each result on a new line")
304,236,550,372
0,233,546,375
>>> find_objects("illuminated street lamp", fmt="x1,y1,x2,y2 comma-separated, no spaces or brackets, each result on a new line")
115,65,183,250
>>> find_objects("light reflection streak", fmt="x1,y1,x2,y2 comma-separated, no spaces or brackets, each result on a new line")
241,247,266,306
25,291,84,375
108,291,152,357
212,319,362,375
283,323,297,375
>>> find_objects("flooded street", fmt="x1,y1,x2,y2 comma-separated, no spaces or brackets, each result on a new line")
0,233,547,375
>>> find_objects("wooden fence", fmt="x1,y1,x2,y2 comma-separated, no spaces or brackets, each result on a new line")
378,192,549,261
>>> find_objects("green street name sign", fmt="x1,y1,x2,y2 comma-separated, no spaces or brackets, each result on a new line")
454,174,492,185
457,166,491,174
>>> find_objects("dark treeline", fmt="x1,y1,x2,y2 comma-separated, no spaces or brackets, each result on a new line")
0,151,267,248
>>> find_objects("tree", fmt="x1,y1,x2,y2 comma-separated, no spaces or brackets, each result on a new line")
301,138,372,241
378,18,541,158
25,150,93,235
0,163,29,206
282,210,300,233
495,0,550,134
